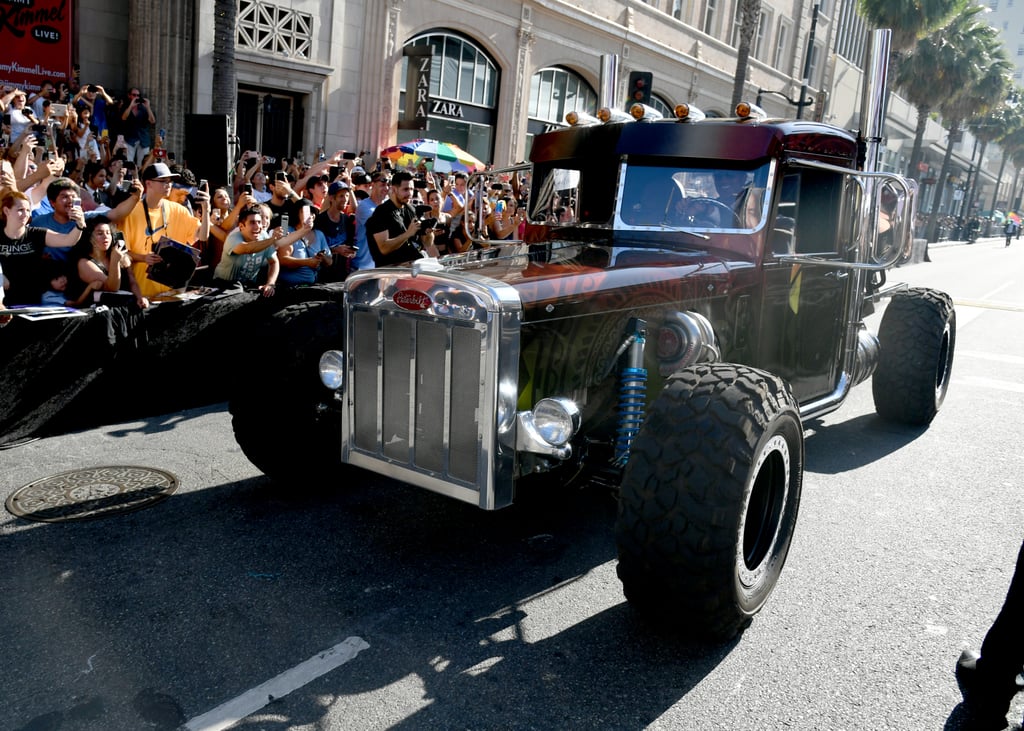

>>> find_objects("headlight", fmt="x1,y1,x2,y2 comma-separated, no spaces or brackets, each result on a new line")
318,350,345,390
531,397,581,447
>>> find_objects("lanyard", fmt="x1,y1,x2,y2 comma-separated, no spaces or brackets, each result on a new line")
143,201,168,250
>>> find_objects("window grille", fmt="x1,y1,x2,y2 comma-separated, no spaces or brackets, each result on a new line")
237,0,313,60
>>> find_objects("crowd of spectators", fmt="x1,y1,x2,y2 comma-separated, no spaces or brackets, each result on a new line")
0,77,534,319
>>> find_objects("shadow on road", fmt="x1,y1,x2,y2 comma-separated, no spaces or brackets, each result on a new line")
803,412,928,474
5,463,739,730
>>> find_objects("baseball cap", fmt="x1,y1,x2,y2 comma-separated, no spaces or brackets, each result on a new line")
351,166,366,174
351,172,371,186
140,162,179,181
328,181,349,195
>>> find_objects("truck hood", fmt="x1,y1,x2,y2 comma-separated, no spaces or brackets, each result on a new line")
434,237,757,320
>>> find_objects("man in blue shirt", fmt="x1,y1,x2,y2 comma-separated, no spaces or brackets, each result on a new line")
352,172,390,271
33,177,142,261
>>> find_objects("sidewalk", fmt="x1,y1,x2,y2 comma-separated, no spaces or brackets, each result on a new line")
930,235,1003,249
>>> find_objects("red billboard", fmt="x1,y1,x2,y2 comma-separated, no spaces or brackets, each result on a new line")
0,0,73,92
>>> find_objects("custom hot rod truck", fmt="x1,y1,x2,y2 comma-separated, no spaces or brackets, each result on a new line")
230,31,955,640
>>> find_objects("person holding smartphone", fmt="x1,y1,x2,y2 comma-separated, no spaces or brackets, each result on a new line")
365,171,439,266
266,170,301,227
315,180,358,282
119,161,210,298
120,87,156,166
66,217,147,308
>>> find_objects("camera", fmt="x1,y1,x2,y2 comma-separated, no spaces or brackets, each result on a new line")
262,156,276,164
414,179,427,190
414,204,437,233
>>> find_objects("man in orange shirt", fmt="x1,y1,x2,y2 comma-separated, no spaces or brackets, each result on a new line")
122,162,210,298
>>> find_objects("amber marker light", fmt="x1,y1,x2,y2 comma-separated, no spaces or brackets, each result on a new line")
736,102,767,121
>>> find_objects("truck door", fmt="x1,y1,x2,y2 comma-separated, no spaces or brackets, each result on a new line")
758,168,850,404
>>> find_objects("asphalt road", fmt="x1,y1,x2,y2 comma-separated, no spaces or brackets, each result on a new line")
1,235,1023,731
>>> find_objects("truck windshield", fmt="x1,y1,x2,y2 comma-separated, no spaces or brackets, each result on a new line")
617,161,772,232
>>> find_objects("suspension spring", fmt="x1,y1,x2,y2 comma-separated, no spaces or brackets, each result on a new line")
614,366,647,465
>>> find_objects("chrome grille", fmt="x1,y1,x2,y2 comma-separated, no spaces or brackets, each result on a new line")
342,270,521,509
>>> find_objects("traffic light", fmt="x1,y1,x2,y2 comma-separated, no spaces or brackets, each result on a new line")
627,71,653,109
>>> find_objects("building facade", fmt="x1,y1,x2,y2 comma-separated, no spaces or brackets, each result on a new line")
72,0,1016,213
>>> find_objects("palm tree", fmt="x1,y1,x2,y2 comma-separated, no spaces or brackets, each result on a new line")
994,124,1024,214
924,20,1012,242
730,0,762,109
857,0,965,58
965,91,1021,219
894,14,976,181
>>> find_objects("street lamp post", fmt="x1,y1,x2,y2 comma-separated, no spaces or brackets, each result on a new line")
796,3,820,120
755,88,813,113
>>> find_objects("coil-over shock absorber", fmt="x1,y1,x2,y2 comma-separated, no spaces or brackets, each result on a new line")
614,318,648,466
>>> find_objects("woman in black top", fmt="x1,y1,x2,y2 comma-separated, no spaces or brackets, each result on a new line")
0,189,85,305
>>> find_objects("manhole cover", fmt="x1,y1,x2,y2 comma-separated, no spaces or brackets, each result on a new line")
6,466,179,523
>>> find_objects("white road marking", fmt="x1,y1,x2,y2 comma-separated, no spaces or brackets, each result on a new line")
957,376,1024,394
183,636,370,731
957,350,1024,366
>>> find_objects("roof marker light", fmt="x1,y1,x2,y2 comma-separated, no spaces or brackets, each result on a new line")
629,103,664,122
597,106,633,124
673,103,706,122
736,101,767,122
566,110,600,127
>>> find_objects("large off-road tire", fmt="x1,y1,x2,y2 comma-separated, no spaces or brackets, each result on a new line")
230,300,347,482
615,363,804,641
872,287,955,426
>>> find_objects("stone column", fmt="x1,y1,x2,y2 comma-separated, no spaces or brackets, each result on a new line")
126,0,195,162
356,0,403,157
508,25,535,165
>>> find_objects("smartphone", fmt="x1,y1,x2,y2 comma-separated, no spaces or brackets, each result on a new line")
199,179,208,192
168,151,176,161
2,112,10,126
275,171,286,183
342,151,357,160
280,213,290,230
113,232,126,250
328,165,339,181
242,183,253,195
414,179,427,190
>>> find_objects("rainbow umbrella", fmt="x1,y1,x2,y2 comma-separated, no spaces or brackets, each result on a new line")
381,138,486,173
1009,212,1022,225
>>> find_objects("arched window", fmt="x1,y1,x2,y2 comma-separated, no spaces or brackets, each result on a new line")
650,94,674,118
528,67,598,126
403,32,499,107
400,31,500,165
